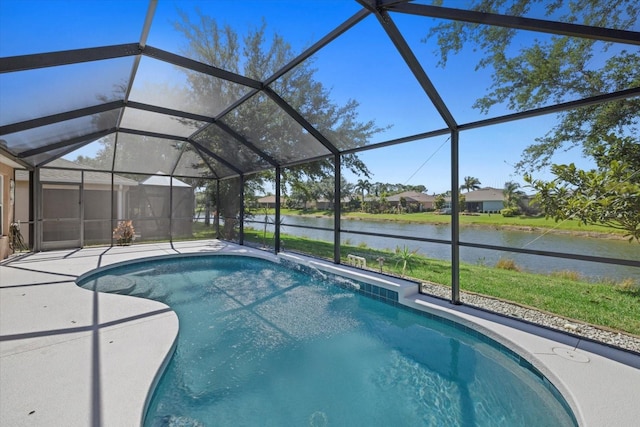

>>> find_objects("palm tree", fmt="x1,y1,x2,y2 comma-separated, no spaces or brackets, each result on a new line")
461,176,482,192
503,181,523,209
355,179,371,211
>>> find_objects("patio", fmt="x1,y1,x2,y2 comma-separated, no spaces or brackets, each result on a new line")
1,241,639,426
1,0,639,424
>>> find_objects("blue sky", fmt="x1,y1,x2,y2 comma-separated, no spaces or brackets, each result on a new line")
1,0,605,194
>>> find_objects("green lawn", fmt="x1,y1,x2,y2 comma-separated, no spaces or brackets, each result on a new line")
191,221,219,239
243,229,640,336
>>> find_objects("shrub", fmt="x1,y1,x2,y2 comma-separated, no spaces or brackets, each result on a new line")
495,258,520,271
394,245,419,277
500,207,520,217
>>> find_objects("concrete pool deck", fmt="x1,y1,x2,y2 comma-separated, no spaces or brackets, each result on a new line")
1,240,638,426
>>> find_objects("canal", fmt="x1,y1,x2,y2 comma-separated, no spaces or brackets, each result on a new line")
249,215,639,283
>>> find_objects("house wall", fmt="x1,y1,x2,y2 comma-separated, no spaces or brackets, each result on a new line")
482,201,504,213
13,177,133,248
0,163,13,259
0,163,12,236
11,172,197,248
14,180,30,245
315,201,332,210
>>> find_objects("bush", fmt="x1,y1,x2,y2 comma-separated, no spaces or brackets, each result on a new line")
501,207,520,217
495,258,520,271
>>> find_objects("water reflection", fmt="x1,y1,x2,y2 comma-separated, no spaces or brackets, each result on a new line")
250,215,639,282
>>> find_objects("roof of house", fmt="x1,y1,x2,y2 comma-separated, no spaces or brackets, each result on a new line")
16,158,139,186
316,196,352,203
141,172,190,187
0,153,23,169
385,191,435,203
462,187,504,202
257,195,277,203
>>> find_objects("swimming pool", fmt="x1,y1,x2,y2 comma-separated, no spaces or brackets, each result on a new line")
78,254,576,426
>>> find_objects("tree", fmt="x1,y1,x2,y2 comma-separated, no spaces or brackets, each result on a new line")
458,192,467,211
426,1,640,172
398,196,407,214
313,176,345,210
379,192,389,213
503,181,524,209
173,11,382,238
461,176,481,192
341,179,355,202
288,182,314,209
354,179,371,211
434,193,446,210
79,84,189,177
526,135,640,241
405,184,427,193
370,182,388,197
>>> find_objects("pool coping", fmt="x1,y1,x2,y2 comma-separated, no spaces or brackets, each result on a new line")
1,240,639,426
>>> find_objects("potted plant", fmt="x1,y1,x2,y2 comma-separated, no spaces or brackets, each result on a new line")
113,220,135,245
8,221,28,252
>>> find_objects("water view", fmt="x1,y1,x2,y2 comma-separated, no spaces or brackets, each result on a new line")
249,215,639,283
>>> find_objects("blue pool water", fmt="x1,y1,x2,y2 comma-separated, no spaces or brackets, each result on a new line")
78,255,576,427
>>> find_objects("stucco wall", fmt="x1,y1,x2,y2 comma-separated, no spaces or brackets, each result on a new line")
0,163,14,259
14,180,30,245
482,201,504,213
0,163,13,237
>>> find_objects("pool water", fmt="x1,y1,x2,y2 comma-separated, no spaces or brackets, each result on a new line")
79,255,576,427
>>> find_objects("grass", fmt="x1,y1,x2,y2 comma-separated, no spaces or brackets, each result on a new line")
191,221,219,239
551,270,582,281
243,228,640,336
